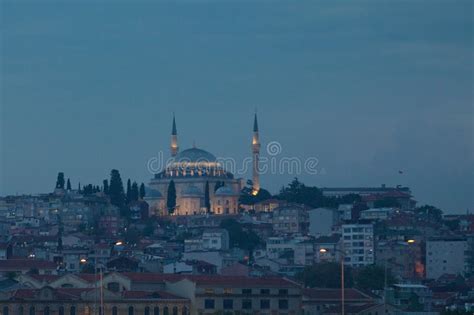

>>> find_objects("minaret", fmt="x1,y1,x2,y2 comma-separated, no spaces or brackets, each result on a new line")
171,114,179,157
252,113,261,195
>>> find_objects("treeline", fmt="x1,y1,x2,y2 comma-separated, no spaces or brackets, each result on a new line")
54,170,146,205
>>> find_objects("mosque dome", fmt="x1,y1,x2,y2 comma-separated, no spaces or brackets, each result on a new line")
173,148,217,163
182,185,202,197
144,187,163,199
215,186,238,196
155,146,233,179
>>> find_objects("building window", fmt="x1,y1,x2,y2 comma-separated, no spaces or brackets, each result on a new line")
128,306,134,315
59,307,64,315
172,307,178,315
44,307,50,315
223,299,234,309
242,299,252,310
153,307,160,315
182,307,188,315
204,288,214,294
260,289,270,295
163,307,169,315
18,306,24,315
278,289,288,295
112,307,118,315
29,306,35,315
279,299,289,310
70,306,76,315
205,299,215,309
242,288,252,295
3,306,9,315
223,288,233,294
145,307,150,315
260,299,270,309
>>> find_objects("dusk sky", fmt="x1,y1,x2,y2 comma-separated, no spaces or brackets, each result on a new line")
1,1,472,213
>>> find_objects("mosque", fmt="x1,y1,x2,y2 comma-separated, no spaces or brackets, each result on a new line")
145,114,261,216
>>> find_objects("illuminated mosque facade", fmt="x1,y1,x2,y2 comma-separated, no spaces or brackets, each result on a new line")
146,114,261,216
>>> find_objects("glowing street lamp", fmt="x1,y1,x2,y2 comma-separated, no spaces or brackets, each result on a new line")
115,241,123,246
80,258,87,264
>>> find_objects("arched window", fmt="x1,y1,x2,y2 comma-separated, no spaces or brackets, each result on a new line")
29,306,35,315
112,307,118,315
18,306,24,315
128,306,134,315
172,306,178,315
145,307,150,315
44,307,50,315
59,306,65,315
70,306,76,315
163,307,169,315
154,307,160,315
182,307,188,315
3,306,9,315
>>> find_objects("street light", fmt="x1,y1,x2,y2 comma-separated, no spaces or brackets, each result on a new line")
115,241,123,246
319,247,346,315
80,258,87,264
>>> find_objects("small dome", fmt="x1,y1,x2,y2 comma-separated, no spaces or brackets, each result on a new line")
182,185,202,197
215,186,238,196
173,148,217,163
144,187,163,199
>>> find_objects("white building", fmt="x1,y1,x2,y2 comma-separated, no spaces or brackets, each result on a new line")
202,229,229,251
426,237,468,279
342,223,374,267
360,207,396,221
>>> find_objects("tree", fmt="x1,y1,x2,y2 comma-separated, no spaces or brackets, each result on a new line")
296,263,353,288
126,179,132,203
78,182,81,192
139,183,146,199
103,179,109,195
204,181,211,212
56,172,65,189
167,180,176,214
415,204,443,223
276,177,326,208
220,219,262,253
66,178,72,190
109,169,125,208
354,264,395,290
131,182,139,202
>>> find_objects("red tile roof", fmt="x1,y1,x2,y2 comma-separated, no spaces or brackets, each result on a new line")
123,273,298,287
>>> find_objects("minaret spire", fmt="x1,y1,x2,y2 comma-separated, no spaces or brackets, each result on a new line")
252,112,261,195
171,114,179,157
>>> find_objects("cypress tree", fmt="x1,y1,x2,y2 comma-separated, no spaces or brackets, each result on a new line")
139,183,146,199
126,179,132,204
205,181,211,213
167,180,176,214
103,179,109,195
78,182,82,193
66,178,72,191
56,172,65,189
109,169,125,208
131,182,139,202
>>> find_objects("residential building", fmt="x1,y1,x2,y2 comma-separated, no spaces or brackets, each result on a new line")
341,224,374,267
272,204,309,235
426,237,469,279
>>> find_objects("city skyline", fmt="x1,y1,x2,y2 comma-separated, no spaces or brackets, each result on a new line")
1,1,473,213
